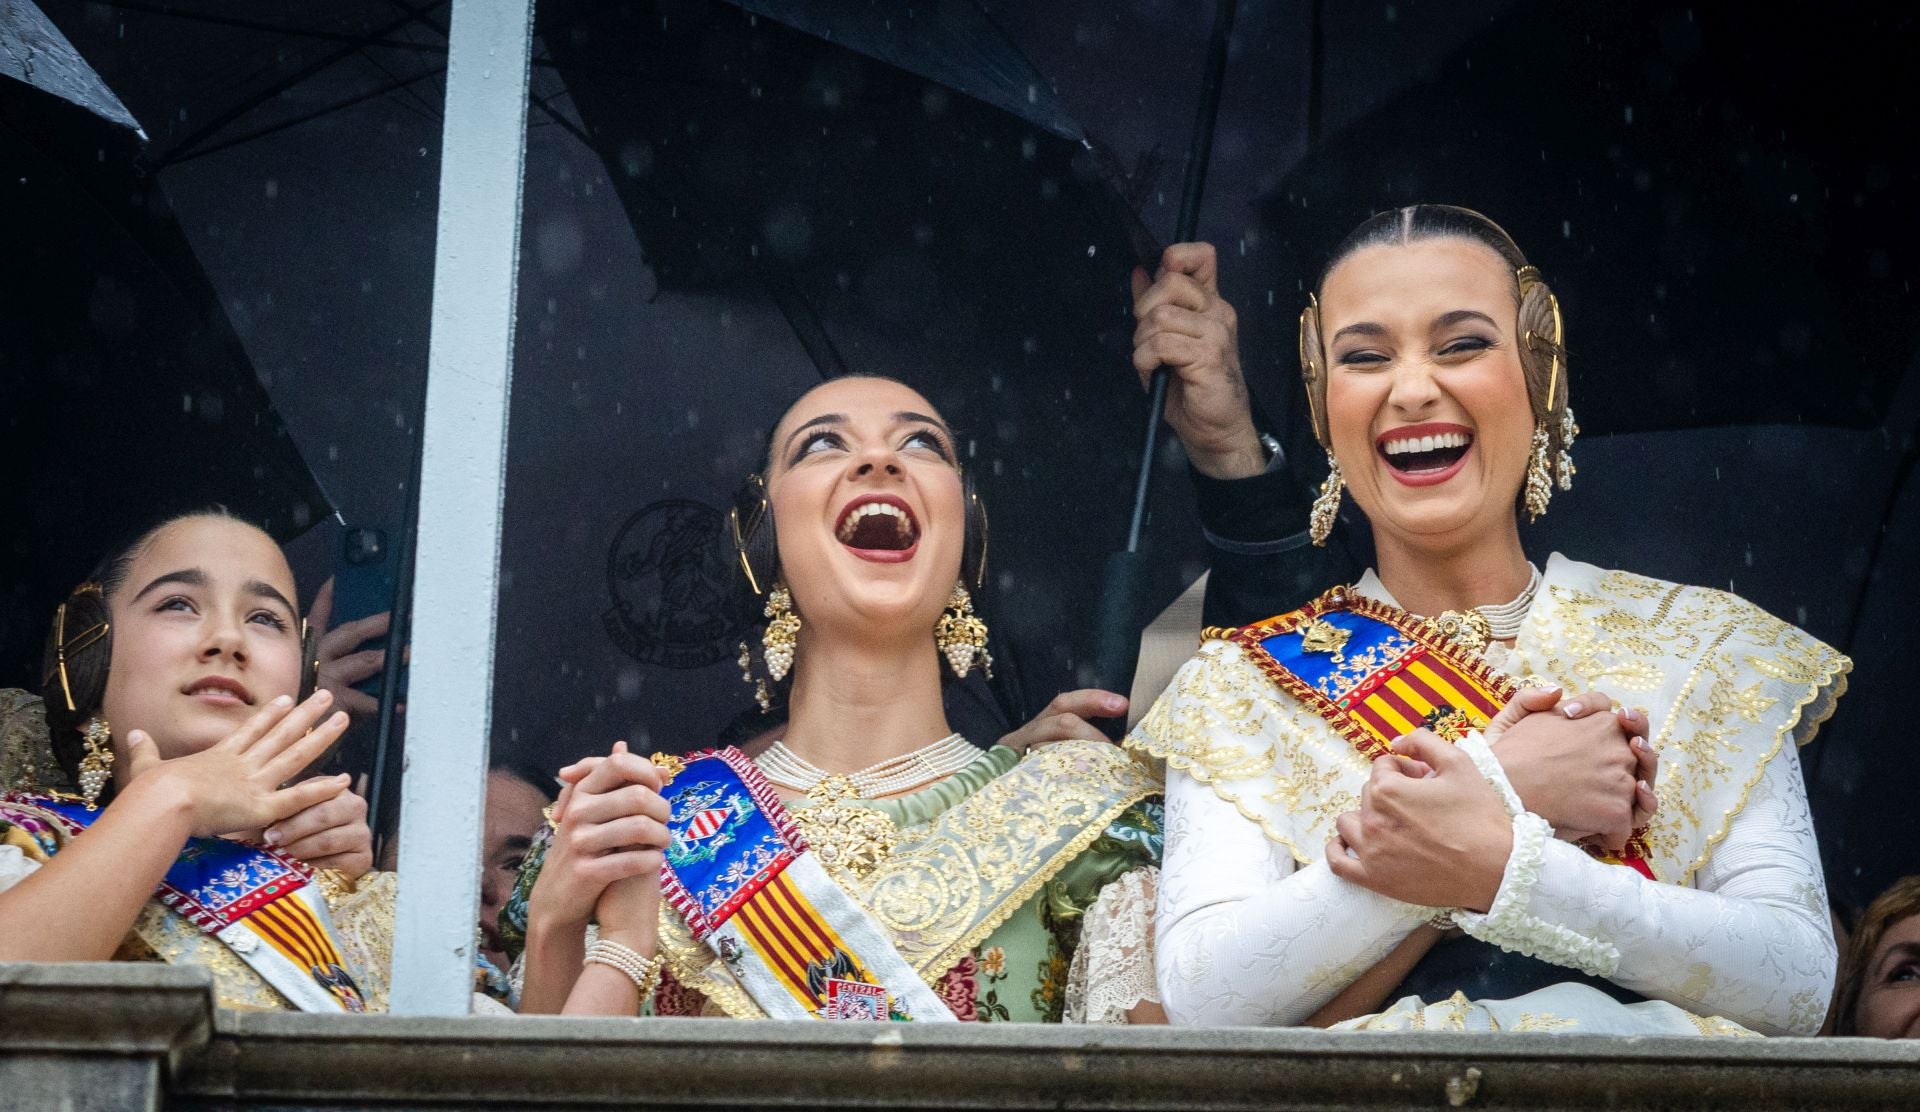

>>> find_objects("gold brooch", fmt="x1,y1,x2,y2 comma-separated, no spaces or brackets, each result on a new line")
1429,610,1492,655
792,775,899,885
1299,618,1351,662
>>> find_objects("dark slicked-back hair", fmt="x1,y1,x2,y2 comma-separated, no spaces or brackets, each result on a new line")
39,507,261,803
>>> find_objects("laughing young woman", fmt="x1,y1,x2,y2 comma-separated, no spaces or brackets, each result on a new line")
0,511,397,1012
1128,206,1846,1035
508,376,1164,1023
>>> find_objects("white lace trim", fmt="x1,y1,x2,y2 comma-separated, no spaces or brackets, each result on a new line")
1065,866,1159,1025
1454,811,1619,977
1417,731,1521,931
1456,731,1524,817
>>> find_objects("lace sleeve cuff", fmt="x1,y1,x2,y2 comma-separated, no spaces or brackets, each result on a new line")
1452,810,1620,977
1065,866,1160,1025
1456,731,1525,817
1420,732,1521,931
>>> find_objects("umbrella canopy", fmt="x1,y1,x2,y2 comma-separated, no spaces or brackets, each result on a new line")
545,0,1151,342
1255,1,1919,441
0,0,142,134
0,4,333,690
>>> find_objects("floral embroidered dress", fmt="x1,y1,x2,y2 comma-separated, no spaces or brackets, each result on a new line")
0,688,476,1013
503,740,1163,1023
1127,555,1846,1036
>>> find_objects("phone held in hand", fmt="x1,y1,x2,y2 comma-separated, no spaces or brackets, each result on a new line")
333,525,404,699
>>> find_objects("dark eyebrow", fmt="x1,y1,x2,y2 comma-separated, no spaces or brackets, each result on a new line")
245,578,297,614
895,411,955,439
130,568,208,603
1329,321,1387,343
782,413,845,454
1434,309,1499,331
1875,940,1920,978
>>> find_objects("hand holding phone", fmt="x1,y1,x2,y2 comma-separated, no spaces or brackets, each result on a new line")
310,525,401,719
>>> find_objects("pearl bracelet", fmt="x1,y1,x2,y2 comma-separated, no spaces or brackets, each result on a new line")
583,937,664,1000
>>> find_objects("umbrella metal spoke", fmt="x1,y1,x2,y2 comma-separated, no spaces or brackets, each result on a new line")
95,2,447,54
162,63,446,167
157,0,451,165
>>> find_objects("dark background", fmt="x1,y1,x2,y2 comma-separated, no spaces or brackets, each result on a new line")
6,0,1917,911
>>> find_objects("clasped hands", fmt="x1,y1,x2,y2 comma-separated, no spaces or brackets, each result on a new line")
526,700,1124,949
1327,687,1658,913
527,742,672,949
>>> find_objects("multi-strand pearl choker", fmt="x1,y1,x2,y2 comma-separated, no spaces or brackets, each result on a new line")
758,732,979,800
1428,563,1541,653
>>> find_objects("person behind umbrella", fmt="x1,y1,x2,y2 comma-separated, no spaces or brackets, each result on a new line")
505,375,1165,1023
1126,205,1845,1035
0,510,431,1013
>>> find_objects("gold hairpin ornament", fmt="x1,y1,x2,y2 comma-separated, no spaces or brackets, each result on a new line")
47,603,110,712
1298,292,1326,443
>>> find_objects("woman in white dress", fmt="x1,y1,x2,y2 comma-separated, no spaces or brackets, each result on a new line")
1127,205,1844,1036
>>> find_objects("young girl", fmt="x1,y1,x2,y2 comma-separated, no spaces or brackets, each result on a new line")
0,510,394,1012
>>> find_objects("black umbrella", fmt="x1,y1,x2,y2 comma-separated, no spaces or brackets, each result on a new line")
1257,0,1917,440
0,2,334,689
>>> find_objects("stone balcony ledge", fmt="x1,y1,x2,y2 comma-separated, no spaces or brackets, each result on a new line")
4,964,1917,1110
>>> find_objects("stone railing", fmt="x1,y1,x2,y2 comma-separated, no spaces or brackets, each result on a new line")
5,964,1916,1110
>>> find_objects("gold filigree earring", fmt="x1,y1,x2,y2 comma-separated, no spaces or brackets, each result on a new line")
934,583,992,679
78,717,113,809
1524,421,1554,521
737,641,772,713
761,583,800,682
1556,407,1579,492
1309,451,1343,547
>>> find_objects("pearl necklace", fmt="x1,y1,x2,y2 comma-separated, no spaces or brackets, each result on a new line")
1429,564,1541,653
758,732,979,800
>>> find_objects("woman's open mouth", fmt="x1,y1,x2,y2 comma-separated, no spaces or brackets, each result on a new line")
1377,424,1474,487
834,494,921,563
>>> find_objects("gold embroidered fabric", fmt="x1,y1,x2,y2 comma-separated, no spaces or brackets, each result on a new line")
0,690,69,794
1131,554,1847,1035
129,870,399,1012
0,785,402,1013
1330,984,1760,1036
1129,555,1849,885
1514,560,1847,884
658,741,1159,1015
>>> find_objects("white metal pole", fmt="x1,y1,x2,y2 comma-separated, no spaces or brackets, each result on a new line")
389,0,535,1015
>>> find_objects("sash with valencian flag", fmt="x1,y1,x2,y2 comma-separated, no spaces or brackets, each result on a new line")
9,792,369,1012
658,748,956,1022
1213,585,1656,879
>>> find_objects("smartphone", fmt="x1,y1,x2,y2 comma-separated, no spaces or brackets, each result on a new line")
332,524,402,699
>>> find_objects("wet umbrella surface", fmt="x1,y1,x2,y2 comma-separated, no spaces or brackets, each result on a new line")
0,2,330,687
